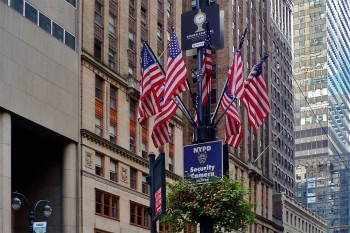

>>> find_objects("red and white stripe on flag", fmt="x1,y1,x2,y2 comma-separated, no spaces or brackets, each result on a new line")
151,100,178,148
227,50,243,99
220,93,242,148
163,30,188,105
242,70,271,131
201,46,213,105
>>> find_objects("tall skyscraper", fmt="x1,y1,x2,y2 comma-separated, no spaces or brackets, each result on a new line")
182,0,293,232
293,0,350,232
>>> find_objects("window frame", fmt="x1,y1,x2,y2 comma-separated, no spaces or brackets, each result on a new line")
95,189,119,220
130,201,150,229
108,13,116,36
109,159,118,182
95,154,104,177
95,0,103,26
130,168,137,190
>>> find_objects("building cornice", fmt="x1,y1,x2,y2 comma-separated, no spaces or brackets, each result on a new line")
82,170,149,199
166,170,182,181
81,129,149,167
256,214,284,231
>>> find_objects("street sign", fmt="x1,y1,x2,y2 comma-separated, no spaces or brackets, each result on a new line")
181,4,224,50
151,153,166,221
184,140,224,184
33,222,47,233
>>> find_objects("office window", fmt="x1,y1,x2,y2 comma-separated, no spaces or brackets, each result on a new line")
39,13,51,33
141,7,147,27
184,224,197,233
95,0,103,26
130,99,136,120
142,174,149,194
109,13,116,36
95,117,103,136
130,135,136,153
128,30,135,51
130,168,137,189
11,0,23,13
128,65,135,76
95,190,119,220
160,223,172,233
95,77,103,100
66,0,76,7
109,124,116,143
52,22,64,42
166,1,172,21
157,0,163,11
94,39,102,60
65,31,75,50
169,155,174,172
110,85,117,108
108,49,116,70
129,0,135,17
141,141,147,159
25,2,38,24
130,202,150,228
95,154,104,176
110,160,118,182
157,23,163,39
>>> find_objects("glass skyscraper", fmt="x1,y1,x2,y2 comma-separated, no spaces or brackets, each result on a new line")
294,0,350,232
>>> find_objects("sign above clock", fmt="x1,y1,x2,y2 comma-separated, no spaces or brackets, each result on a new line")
181,4,224,51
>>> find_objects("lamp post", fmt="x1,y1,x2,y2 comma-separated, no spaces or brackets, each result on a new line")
11,191,52,233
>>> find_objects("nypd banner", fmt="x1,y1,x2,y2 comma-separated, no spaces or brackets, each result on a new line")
183,140,223,184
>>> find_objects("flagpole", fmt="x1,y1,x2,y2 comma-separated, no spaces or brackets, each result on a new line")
213,95,236,128
253,128,285,163
210,29,247,125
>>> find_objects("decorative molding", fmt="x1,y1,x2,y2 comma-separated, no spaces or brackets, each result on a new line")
85,152,92,168
81,51,130,91
81,129,149,167
165,170,182,181
121,168,128,183
82,170,149,199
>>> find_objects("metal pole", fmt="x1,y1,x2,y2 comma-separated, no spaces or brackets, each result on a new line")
195,2,214,232
194,0,216,143
148,153,156,233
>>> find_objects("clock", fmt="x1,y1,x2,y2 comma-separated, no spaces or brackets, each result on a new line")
194,9,206,32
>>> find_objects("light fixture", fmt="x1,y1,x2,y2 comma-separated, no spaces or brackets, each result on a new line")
42,202,52,217
11,196,21,211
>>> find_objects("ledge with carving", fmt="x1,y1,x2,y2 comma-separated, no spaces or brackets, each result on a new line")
81,129,148,167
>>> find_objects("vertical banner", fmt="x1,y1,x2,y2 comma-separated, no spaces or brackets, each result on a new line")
151,153,166,221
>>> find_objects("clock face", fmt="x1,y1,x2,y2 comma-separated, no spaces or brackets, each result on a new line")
194,12,206,24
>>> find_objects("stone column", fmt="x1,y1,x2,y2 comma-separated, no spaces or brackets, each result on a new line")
62,143,77,233
0,112,11,233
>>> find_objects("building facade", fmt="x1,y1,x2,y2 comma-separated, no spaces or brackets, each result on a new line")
273,193,327,233
80,0,187,233
0,0,80,232
293,0,350,232
182,0,293,232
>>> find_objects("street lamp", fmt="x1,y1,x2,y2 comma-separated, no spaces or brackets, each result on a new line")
12,191,52,233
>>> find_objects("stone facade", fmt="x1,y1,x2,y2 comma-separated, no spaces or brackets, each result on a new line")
273,193,327,233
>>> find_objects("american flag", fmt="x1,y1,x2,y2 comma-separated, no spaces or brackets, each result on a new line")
162,28,189,105
220,91,242,148
201,23,213,105
152,28,189,147
227,49,243,99
138,43,165,124
242,63,271,131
